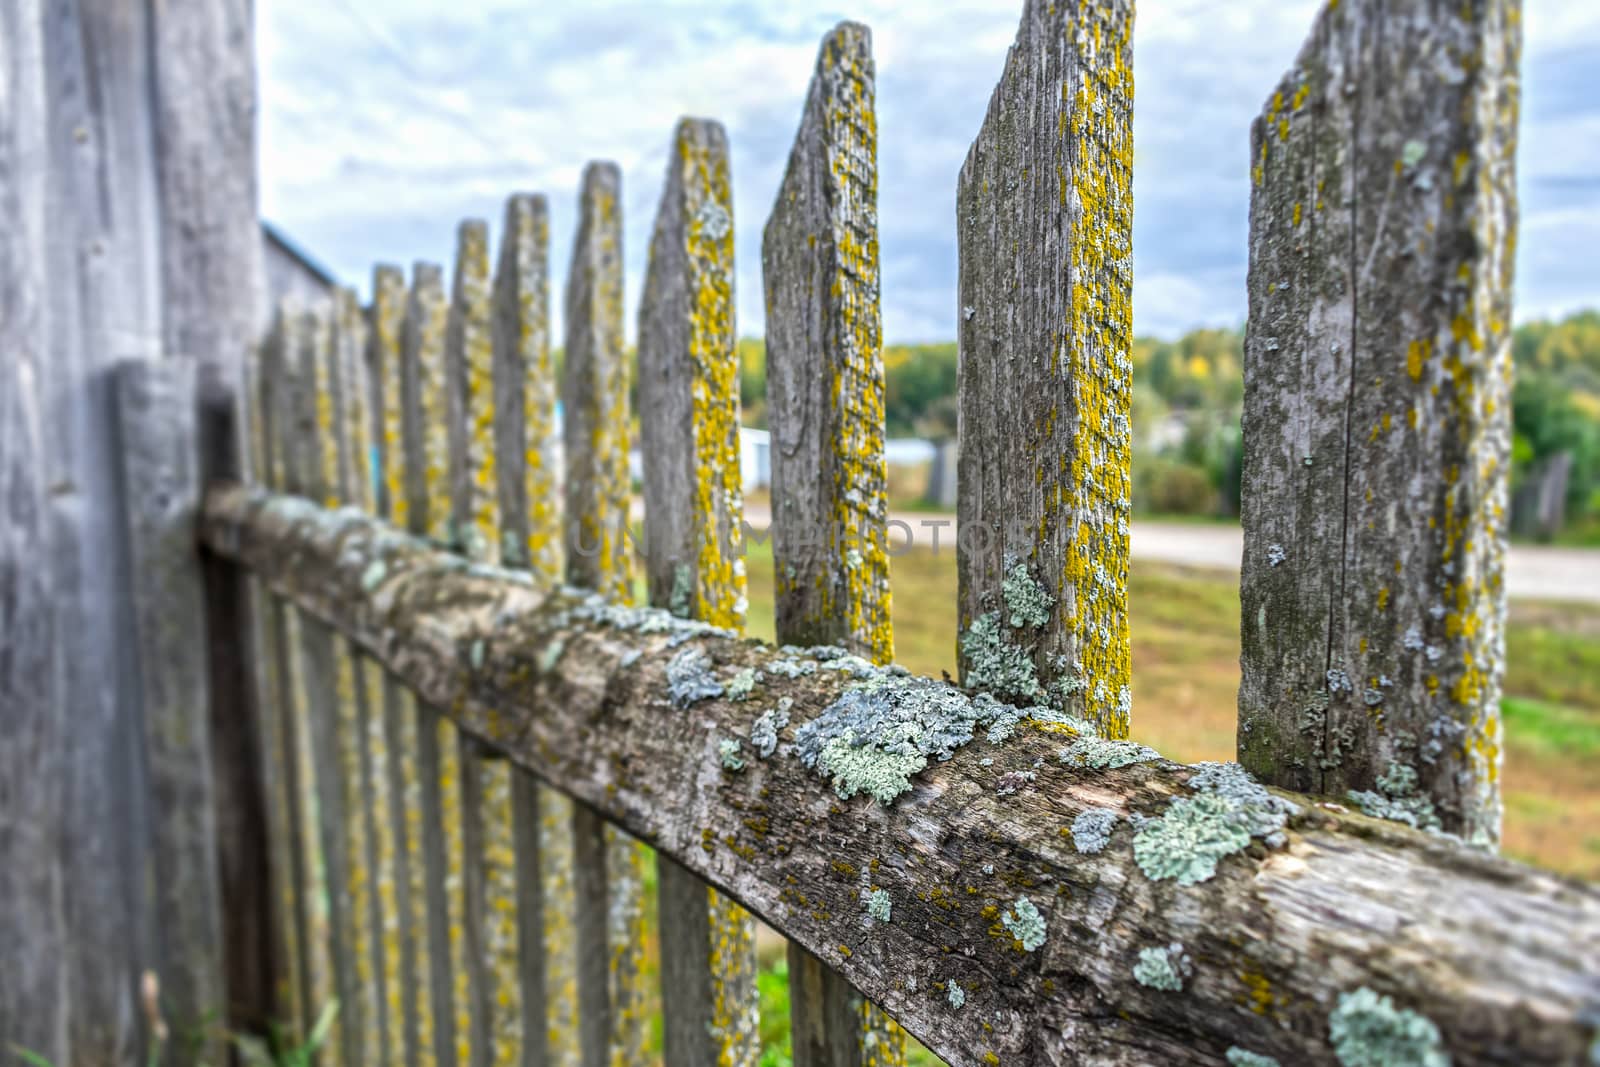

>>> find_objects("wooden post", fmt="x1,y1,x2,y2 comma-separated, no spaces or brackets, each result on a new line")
112,358,227,1065
1238,0,1520,846
0,4,67,1054
373,262,440,1067
562,161,651,1067
762,23,906,1067
402,257,474,1067
492,191,575,1067
639,117,759,1067
955,0,1135,738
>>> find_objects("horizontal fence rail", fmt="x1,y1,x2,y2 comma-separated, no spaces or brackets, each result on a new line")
201,484,1600,1067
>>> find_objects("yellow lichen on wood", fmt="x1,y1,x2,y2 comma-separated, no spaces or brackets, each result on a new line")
449,221,499,563
480,759,522,1065
437,722,473,1066
408,265,452,545
372,265,407,528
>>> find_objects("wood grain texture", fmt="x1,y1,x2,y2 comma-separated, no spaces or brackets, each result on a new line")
0,2,68,1053
151,0,270,1023
1238,0,1521,846
112,358,226,1065
638,117,760,1067
762,22,892,666
955,0,1135,737
203,485,1600,1067
38,1,165,1054
562,160,651,1067
762,25,905,1065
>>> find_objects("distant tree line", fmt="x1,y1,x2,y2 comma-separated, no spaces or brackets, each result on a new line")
733,311,1600,537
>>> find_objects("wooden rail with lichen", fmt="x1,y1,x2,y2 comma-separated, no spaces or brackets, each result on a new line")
198,483,1600,1066
6,0,1590,1066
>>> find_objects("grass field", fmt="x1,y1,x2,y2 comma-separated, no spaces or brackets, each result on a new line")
637,540,1600,1064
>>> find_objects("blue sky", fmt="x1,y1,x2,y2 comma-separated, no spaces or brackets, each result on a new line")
260,0,1600,343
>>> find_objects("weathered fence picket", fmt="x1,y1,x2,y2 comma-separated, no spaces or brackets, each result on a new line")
445,216,532,1067
245,324,307,1035
956,0,1135,738
111,358,226,1065
373,261,441,1067
400,260,464,1067
489,191,572,1067
1238,0,1520,846
638,117,760,1067
275,306,344,1061
762,23,906,1067
561,160,652,1067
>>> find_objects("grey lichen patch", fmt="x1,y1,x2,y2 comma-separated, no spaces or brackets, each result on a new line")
666,646,724,708
792,676,1055,805
1002,559,1054,628
718,738,745,772
1134,762,1297,886
749,699,792,759
1327,987,1448,1067
1347,762,1443,834
1058,737,1159,770
725,666,761,702
995,770,1036,796
1132,942,1192,992
946,980,965,1009
865,888,892,923
538,636,568,674
1225,1048,1282,1067
1000,897,1046,952
765,656,817,679
469,639,486,671
669,562,694,618
1071,808,1118,854
961,610,1042,703
360,559,388,591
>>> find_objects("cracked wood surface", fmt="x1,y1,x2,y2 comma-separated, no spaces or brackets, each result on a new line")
202,485,1600,1067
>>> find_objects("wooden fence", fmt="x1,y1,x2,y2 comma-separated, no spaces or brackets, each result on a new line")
7,0,1599,1065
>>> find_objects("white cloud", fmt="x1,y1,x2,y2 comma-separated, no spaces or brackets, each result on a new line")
260,0,1600,344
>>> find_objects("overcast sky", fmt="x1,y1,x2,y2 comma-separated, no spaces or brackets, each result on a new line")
260,0,1600,343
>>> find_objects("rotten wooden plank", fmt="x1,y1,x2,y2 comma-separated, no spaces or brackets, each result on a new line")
202,485,1600,1067
763,24,907,1066
955,0,1135,739
1238,0,1521,847
562,160,651,1067
638,117,759,1067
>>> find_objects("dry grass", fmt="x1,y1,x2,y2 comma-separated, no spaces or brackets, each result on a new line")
738,542,1600,880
